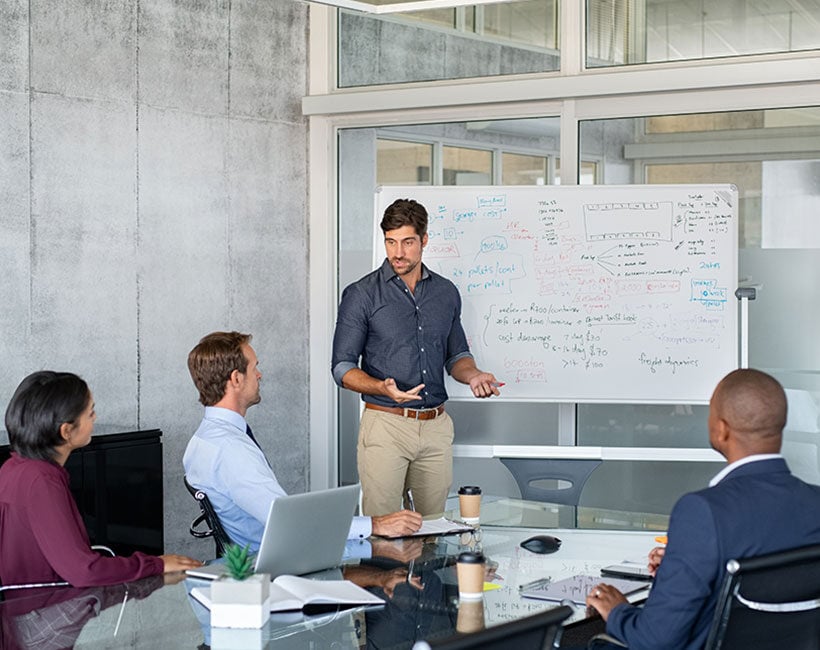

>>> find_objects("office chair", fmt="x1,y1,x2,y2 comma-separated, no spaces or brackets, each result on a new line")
184,476,232,558
413,604,573,650
500,458,602,506
704,542,820,650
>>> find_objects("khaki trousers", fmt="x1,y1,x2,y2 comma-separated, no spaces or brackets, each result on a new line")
357,407,454,517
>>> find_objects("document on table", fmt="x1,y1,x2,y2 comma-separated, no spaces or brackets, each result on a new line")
396,517,474,537
521,574,650,606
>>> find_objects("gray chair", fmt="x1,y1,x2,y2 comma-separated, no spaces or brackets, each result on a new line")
414,604,573,650
500,458,602,506
704,542,820,650
184,476,232,558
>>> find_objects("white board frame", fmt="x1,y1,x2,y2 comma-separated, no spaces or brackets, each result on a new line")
373,184,739,405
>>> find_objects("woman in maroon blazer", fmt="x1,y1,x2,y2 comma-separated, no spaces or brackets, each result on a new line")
0,371,201,588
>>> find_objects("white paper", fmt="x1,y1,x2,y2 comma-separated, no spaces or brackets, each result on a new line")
399,517,474,537
191,575,384,613
521,574,649,606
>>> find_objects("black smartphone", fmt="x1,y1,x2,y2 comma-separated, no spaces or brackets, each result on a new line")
601,563,653,582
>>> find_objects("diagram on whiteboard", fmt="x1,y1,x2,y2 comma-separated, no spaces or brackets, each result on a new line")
375,185,738,403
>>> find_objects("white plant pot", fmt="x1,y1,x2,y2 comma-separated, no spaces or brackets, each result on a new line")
210,573,271,629
210,625,267,650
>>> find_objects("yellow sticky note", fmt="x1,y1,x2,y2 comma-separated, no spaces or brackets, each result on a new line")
483,582,502,591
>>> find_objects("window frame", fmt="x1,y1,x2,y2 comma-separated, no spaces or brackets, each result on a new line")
306,2,820,490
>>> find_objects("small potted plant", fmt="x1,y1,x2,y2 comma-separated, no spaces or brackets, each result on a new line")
210,544,271,629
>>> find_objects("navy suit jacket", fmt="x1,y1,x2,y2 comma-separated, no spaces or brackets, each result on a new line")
606,458,820,650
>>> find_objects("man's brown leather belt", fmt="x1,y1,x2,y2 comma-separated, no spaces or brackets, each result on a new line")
365,402,445,421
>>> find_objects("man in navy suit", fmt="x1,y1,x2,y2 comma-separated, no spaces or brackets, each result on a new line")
585,368,820,650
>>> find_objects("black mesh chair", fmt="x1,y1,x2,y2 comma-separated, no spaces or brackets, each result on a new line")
704,542,820,650
414,604,573,650
184,476,232,558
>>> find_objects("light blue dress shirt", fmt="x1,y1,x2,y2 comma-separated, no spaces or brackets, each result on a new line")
183,406,372,552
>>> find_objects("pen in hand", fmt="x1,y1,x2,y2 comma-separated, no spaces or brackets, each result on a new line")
406,488,416,512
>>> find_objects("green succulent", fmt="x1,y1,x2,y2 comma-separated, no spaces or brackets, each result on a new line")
223,543,254,581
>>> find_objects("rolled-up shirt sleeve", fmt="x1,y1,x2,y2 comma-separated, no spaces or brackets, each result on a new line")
332,283,369,387
444,292,473,374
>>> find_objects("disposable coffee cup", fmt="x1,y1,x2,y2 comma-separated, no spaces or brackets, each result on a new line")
456,551,485,600
456,598,485,633
458,486,482,525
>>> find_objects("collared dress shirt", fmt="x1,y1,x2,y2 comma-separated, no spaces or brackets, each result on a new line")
183,407,371,552
332,259,473,408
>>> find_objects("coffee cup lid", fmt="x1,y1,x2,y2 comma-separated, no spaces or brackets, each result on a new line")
457,551,485,564
458,486,481,495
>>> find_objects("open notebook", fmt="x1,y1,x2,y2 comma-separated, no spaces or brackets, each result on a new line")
521,574,650,606
190,574,384,615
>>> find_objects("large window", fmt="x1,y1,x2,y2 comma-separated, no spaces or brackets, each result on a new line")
337,1,560,87
442,145,493,185
578,107,820,464
339,118,562,488
313,1,820,506
376,139,433,185
587,0,820,67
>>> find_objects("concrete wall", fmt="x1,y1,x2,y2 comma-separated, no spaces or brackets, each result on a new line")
0,0,309,558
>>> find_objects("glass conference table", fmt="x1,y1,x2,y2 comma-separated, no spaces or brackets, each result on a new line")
0,497,668,649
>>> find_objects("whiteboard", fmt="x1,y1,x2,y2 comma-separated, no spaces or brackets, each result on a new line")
374,185,738,404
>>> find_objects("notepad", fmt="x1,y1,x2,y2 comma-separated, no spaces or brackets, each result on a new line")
396,517,475,537
190,574,385,615
520,574,649,606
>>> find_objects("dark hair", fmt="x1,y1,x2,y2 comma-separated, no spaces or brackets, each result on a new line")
380,199,428,238
714,368,788,435
188,331,252,406
5,371,91,463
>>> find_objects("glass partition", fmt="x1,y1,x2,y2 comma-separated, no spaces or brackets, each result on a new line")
502,152,548,185
338,1,559,87
376,139,433,185
578,107,820,488
442,145,493,185
587,0,820,68
338,117,562,485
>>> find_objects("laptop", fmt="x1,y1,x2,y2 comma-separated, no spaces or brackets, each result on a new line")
186,484,360,580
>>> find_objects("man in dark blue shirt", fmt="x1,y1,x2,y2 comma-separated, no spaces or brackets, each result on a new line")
332,198,500,517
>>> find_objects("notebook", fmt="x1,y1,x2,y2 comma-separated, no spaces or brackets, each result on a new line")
186,484,360,580
190,573,384,614
520,574,650,606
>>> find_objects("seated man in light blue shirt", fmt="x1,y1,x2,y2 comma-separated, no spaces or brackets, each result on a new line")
183,331,422,552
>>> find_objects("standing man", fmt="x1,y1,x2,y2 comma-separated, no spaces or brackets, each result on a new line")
584,368,820,650
183,331,421,552
332,199,500,517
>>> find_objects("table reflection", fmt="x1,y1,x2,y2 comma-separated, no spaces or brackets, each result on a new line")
1,577,164,650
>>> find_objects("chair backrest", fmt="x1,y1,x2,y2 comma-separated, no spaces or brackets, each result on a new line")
183,476,232,558
499,458,602,505
704,542,820,650
414,604,573,650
